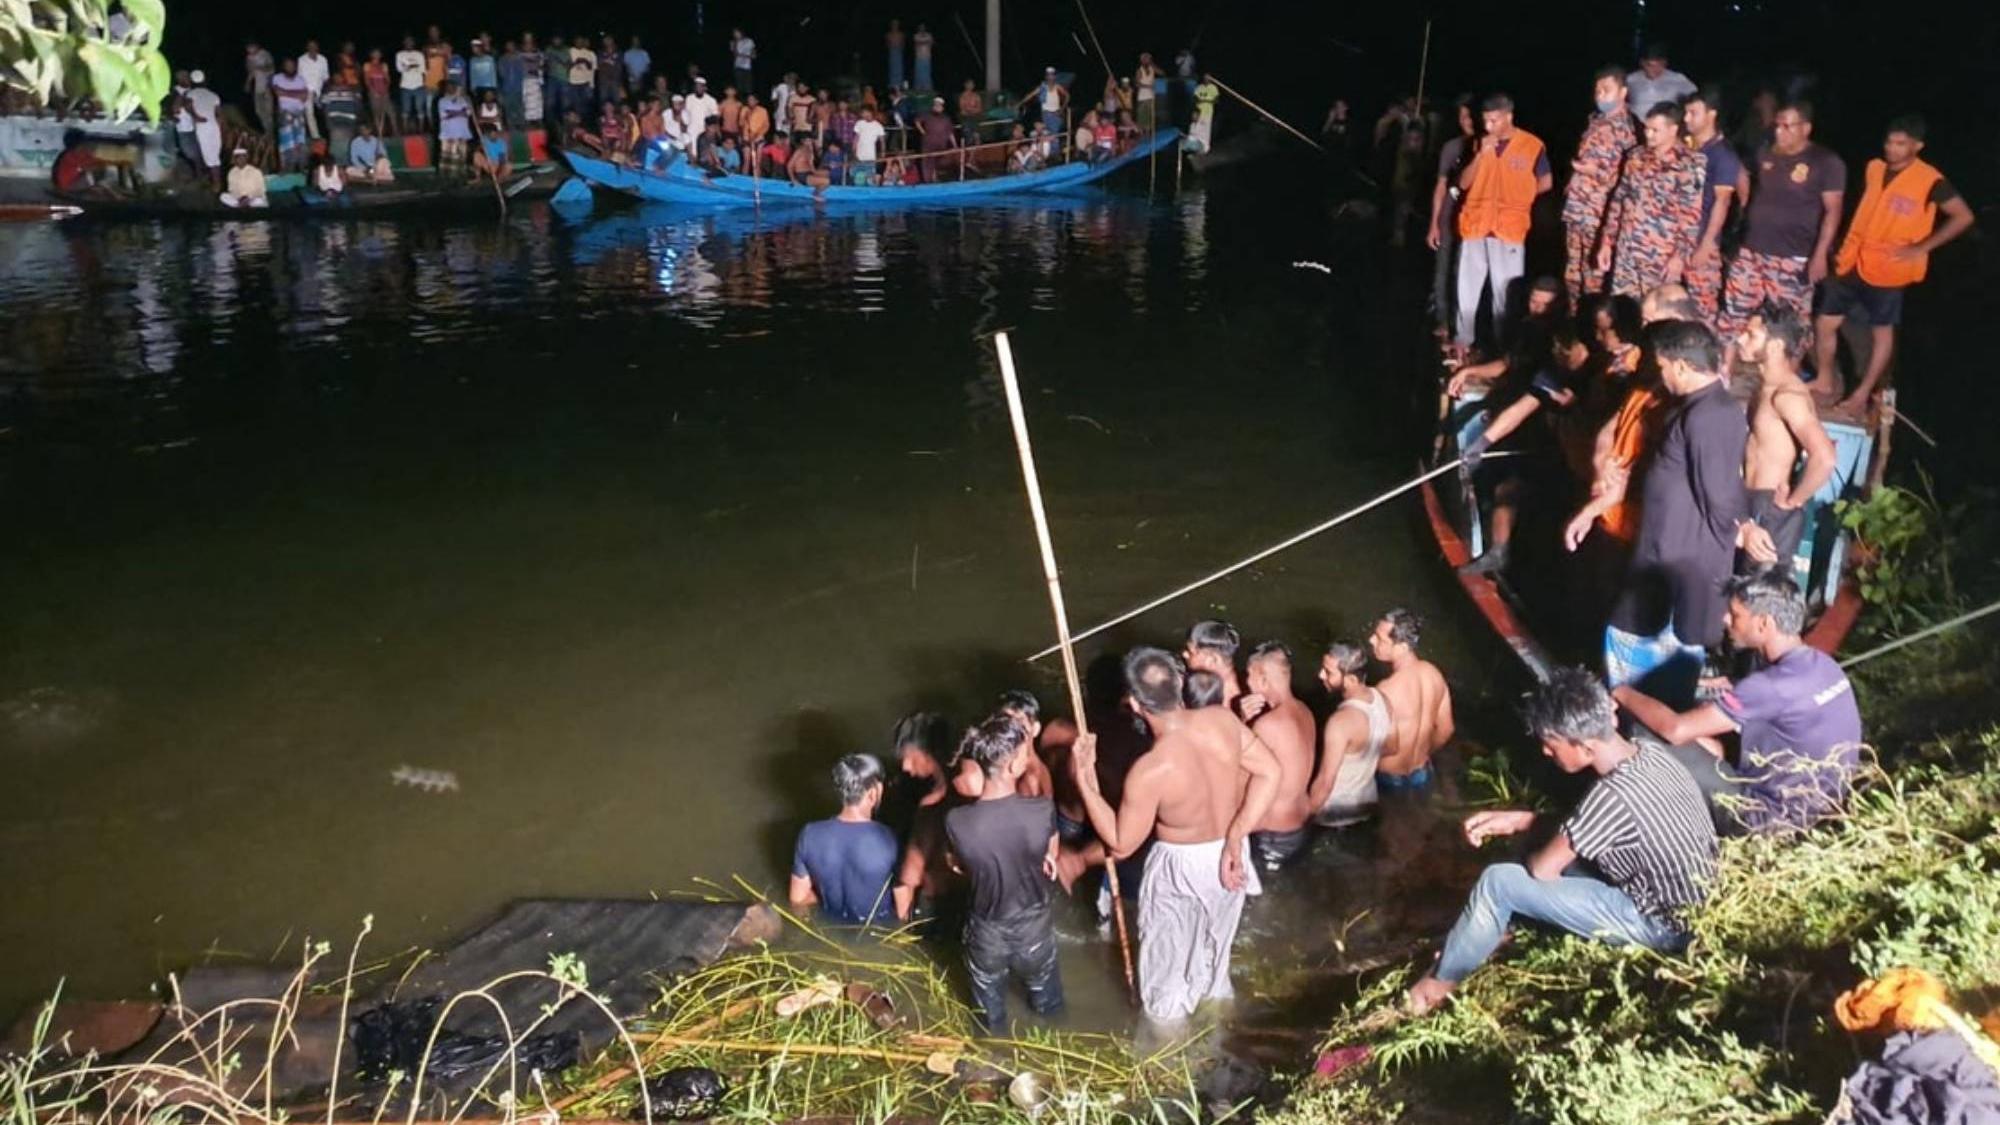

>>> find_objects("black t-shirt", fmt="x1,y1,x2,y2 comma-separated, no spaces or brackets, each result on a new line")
944,795,1056,921
1743,143,1846,258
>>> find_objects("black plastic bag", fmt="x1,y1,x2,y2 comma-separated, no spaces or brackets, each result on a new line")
639,1067,728,1120
350,997,581,1083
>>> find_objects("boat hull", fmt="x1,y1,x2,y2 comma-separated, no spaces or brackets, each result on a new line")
563,129,1181,208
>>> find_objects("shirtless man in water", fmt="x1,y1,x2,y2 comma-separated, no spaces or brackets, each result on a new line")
1071,646,1281,1022
1737,300,1837,565
1370,609,1454,787
1182,620,1243,710
1237,641,1318,872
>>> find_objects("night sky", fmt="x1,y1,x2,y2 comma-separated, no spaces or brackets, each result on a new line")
157,0,1998,196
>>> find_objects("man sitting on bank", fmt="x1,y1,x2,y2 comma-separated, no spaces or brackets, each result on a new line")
1408,668,1717,1014
789,754,900,926
1070,647,1281,1023
220,147,269,208
1613,568,1863,834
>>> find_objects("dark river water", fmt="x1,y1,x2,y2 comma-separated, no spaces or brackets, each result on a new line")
0,174,1513,1029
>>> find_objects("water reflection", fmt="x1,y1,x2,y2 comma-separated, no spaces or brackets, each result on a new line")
0,193,1211,404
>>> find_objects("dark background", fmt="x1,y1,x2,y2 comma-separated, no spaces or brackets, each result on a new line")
167,0,1998,199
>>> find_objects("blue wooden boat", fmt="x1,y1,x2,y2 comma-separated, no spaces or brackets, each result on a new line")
561,128,1180,208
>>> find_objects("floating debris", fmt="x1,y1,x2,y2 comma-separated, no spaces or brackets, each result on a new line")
389,765,460,793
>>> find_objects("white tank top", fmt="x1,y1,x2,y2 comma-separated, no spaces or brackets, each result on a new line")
1315,689,1390,826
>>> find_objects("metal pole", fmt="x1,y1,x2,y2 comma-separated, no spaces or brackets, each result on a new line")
1414,19,1432,119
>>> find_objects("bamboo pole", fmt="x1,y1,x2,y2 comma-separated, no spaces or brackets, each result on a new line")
1072,0,1115,81
1207,75,1324,153
992,331,1137,1001
1413,19,1432,119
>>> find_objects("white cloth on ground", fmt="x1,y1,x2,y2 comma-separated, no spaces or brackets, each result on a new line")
1137,837,1260,1021
1316,688,1391,827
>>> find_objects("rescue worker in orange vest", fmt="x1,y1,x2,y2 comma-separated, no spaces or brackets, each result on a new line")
1813,114,1974,416
1454,92,1554,352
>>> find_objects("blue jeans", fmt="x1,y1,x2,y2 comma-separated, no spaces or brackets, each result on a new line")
914,57,932,91
964,908,1063,1033
887,51,905,90
1435,863,1687,983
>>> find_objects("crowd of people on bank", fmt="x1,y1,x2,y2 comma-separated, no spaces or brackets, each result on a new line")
785,43,1972,1032
154,21,1208,204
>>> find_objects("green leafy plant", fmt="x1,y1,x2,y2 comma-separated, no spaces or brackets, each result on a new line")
2,0,171,122
1836,473,1961,631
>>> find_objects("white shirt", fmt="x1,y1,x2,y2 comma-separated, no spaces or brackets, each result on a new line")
1039,82,1062,112
298,52,329,94
663,110,688,146
314,165,344,192
172,85,194,131
732,37,755,68
395,49,425,90
770,81,792,127
684,92,719,132
186,86,221,129
912,31,933,58
1626,67,1697,115
852,118,885,162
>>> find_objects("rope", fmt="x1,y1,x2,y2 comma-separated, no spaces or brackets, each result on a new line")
1838,597,2000,669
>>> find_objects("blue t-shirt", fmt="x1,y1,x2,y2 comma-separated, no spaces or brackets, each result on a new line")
1697,135,1744,232
469,55,497,90
792,818,898,925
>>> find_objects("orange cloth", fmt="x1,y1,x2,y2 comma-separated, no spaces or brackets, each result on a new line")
1457,129,1546,244
1835,968,1951,1034
1834,157,1944,288
1599,384,1665,543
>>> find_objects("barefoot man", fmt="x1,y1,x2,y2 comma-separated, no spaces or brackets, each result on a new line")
1071,647,1282,1023
1370,609,1454,789
1237,641,1318,872
1737,300,1837,565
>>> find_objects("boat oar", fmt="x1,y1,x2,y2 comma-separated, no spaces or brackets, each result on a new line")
993,331,1138,1002
1025,453,1522,663
1207,75,1324,154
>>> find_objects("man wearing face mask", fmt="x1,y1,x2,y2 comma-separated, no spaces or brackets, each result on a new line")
1596,101,1707,298
1561,67,1636,305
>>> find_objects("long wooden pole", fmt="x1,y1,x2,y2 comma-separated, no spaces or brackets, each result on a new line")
1073,0,1115,80
992,331,1136,1000
1413,19,1432,119
1207,75,1324,153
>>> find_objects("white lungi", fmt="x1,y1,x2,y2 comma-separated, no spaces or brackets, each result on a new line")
1137,837,1260,1021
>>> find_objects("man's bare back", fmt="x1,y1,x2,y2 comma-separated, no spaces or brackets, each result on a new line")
1377,658,1452,777
1128,706,1266,844
1247,698,1315,831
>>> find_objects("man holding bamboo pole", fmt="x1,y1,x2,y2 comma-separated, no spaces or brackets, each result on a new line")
1070,647,1283,1022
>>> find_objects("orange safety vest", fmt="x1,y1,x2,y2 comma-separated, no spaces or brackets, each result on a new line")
1834,157,1942,288
1457,129,1545,244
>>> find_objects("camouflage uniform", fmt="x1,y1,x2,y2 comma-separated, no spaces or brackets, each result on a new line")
1601,142,1706,299
1718,249,1814,340
1560,108,1636,304
1683,252,1724,323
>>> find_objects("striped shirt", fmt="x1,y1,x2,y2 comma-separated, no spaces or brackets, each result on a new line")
1563,745,1718,927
